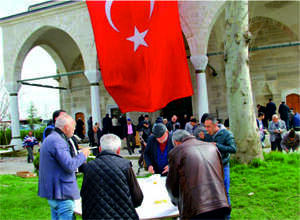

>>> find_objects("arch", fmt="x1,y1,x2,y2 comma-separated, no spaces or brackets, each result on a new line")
249,16,299,46
14,25,84,82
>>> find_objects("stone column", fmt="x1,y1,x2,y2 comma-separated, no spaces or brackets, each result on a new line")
85,70,101,126
5,82,22,150
190,55,209,120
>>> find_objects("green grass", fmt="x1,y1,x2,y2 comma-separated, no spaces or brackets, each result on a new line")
230,152,300,219
0,152,299,220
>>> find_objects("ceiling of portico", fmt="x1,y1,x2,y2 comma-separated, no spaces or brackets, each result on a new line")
207,0,299,54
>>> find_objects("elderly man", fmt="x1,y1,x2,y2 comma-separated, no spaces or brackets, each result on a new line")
81,134,143,219
144,123,174,175
204,114,236,218
166,130,230,219
268,114,287,151
38,114,90,219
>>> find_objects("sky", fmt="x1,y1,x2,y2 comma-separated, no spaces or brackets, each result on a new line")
0,0,60,120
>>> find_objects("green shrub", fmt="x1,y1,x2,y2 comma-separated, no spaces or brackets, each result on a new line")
33,153,40,175
33,126,46,142
0,129,11,145
249,158,267,168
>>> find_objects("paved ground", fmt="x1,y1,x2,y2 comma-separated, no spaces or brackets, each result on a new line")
0,142,148,176
0,138,274,176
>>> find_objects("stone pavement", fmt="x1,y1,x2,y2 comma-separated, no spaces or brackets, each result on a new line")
0,139,274,176
0,142,148,176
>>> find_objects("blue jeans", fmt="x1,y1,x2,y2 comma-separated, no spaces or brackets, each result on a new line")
48,199,75,220
224,164,231,219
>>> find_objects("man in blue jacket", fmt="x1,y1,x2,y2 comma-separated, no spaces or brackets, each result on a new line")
204,115,236,218
144,123,174,176
38,114,90,219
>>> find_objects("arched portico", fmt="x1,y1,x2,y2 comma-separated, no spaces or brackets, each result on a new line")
1,2,103,147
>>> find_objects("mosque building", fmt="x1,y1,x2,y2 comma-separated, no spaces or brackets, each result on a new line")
1,1,299,148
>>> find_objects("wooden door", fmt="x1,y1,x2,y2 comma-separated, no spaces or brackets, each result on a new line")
286,94,300,114
75,112,86,135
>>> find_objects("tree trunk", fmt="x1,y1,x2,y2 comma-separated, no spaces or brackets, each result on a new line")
224,0,263,163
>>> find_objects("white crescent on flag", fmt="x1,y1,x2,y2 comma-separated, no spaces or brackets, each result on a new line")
105,0,155,32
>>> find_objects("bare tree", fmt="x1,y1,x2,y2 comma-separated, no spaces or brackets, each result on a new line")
0,77,9,121
224,0,263,163
0,77,10,144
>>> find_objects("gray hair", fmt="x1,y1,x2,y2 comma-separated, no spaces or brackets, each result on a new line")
100,134,121,152
272,114,279,119
172,129,190,146
55,114,73,129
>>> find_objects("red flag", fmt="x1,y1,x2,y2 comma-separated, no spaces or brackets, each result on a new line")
86,0,193,113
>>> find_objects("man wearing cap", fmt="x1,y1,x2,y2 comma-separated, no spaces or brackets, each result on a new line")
144,123,174,175
123,118,136,155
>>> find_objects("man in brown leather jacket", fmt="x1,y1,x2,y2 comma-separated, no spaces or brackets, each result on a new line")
166,130,230,219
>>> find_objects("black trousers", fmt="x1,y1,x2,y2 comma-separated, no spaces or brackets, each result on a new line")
126,134,136,154
271,136,282,151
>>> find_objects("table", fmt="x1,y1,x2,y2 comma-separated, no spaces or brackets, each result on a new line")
74,175,179,219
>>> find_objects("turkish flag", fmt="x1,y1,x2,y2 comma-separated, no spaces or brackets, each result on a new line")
86,0,193,113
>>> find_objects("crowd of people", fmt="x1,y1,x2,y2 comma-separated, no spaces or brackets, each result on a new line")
256,99,300,152
35,106,299,220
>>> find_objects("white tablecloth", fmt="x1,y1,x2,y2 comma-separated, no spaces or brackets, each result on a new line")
74,175,179,219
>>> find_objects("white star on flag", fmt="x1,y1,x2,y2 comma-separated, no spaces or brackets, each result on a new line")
126,26,148,52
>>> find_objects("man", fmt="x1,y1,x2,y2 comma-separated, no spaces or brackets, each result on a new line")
266,98,277,121
144,123,174,175
102,113,112,134
38,114,90,219
180,114,188,129
75,118,85,139
43,109,80,161
88,123,103,156
292,112,300,131
166,130,231,219
185,117,198,134
256,112,267,148
43,109,66,141
22,131,38,163
268,114,287,151
257,104,268,128
204,114,236,214
166,115,178,131
281,129,299,153
123,118,136,155
81,134,143,219
278,101,290,130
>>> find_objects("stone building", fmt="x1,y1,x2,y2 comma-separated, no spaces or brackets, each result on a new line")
1,1,299,148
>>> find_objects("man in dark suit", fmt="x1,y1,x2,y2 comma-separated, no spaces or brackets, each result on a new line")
102,113,112,134
278,101,290,130
266,98,277,121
